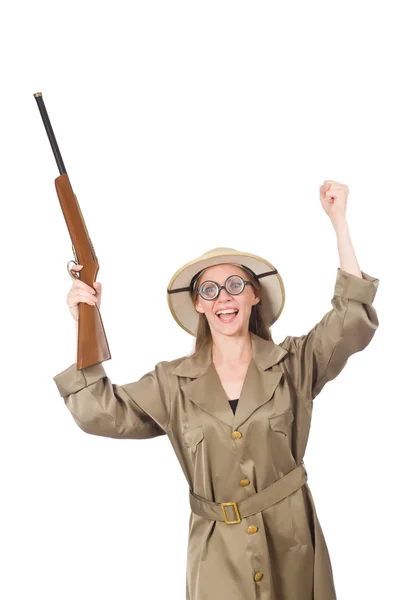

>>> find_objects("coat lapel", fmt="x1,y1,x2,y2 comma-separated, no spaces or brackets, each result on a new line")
233,361,284,430
172,333,288,429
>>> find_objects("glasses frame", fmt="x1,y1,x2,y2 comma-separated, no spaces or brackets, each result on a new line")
196,274,253,301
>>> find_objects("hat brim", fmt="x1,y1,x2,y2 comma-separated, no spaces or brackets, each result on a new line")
167,249,285,336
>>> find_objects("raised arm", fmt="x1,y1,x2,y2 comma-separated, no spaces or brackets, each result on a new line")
279,181,380,400
53,360,171,439
56,263,171,439
280,267,379,400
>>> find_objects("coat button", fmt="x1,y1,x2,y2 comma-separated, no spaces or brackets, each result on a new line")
254,572,263,581
231,431,242,439
247,525,258,534
239,478,250,487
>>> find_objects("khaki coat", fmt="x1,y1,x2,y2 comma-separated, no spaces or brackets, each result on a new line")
53,267,379,600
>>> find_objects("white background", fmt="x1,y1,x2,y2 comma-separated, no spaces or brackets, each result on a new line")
0,1,394,598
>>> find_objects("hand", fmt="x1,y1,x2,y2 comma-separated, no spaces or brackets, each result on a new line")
66,264,102,322
319,180,348,226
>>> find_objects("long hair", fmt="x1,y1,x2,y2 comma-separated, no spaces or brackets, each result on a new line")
189,265,274,357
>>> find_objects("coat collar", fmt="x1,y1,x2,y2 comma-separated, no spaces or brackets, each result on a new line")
171,333,288,429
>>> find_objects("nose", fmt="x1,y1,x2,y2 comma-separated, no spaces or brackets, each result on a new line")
218,286,233,300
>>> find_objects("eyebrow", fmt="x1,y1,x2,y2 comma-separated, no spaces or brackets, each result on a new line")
199,274,243,285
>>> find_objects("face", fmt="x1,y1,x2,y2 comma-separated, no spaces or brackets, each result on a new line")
194,263,260,337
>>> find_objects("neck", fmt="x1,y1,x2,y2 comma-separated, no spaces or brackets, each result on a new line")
211,330,253,368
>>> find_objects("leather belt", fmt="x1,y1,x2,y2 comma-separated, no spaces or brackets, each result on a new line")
189,462,308,525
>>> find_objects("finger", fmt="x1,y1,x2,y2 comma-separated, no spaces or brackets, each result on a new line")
71,294,98,306
72,280,97,294
324,181,347,190
325,185,345,191
68,297,96,307
69,289,98,303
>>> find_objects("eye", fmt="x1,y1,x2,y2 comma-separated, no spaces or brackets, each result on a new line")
226,276,244,292
200,281,218,296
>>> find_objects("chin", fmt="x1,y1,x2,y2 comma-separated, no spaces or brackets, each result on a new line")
210,318,247,336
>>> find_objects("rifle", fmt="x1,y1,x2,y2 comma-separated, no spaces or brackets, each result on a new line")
34,92,111,370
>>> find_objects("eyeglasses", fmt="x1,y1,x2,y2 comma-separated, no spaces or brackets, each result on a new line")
195,275,253,301
167,267,278,299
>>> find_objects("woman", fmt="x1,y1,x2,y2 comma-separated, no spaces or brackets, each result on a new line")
53,180,379,599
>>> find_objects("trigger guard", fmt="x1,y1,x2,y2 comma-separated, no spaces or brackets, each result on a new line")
67,260,79,280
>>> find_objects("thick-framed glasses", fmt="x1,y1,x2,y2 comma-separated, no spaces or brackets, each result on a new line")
196,275,253,301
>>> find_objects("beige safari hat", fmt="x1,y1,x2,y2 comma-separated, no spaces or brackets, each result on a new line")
167,247,285,336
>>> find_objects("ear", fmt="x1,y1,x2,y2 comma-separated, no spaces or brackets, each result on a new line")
194,296,205,314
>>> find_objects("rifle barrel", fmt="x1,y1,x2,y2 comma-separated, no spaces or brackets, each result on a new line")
34,92,66,175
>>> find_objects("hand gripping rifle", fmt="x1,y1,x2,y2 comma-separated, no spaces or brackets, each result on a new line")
34,92,111,370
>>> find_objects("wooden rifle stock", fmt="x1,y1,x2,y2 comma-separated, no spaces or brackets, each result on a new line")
34,92,111,369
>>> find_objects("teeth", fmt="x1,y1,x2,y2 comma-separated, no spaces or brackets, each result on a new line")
216,309,238,315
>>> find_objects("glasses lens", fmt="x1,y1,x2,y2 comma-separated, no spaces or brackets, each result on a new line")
226,276,244,295
200,281,218,299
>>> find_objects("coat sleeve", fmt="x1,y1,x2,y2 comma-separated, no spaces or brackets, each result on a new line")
279,267,380,400
52,360,170,439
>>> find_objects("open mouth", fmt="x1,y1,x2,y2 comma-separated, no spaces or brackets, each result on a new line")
216,310,239,323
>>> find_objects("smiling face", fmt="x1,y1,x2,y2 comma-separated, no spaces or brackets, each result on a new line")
194,263,260,338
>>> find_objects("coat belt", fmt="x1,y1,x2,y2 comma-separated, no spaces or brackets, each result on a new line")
189,462,308,525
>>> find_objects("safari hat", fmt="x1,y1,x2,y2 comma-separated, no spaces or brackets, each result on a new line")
167,247,285,336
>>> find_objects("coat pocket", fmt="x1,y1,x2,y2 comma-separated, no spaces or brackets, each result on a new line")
268,407,294,436
182,425,204,452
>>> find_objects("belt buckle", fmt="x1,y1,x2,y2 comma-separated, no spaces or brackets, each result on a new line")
221,501,241,525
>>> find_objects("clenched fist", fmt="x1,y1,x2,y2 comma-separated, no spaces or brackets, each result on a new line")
319,180,348,226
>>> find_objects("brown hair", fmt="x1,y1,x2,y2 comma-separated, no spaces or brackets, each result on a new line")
189,265,274,357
